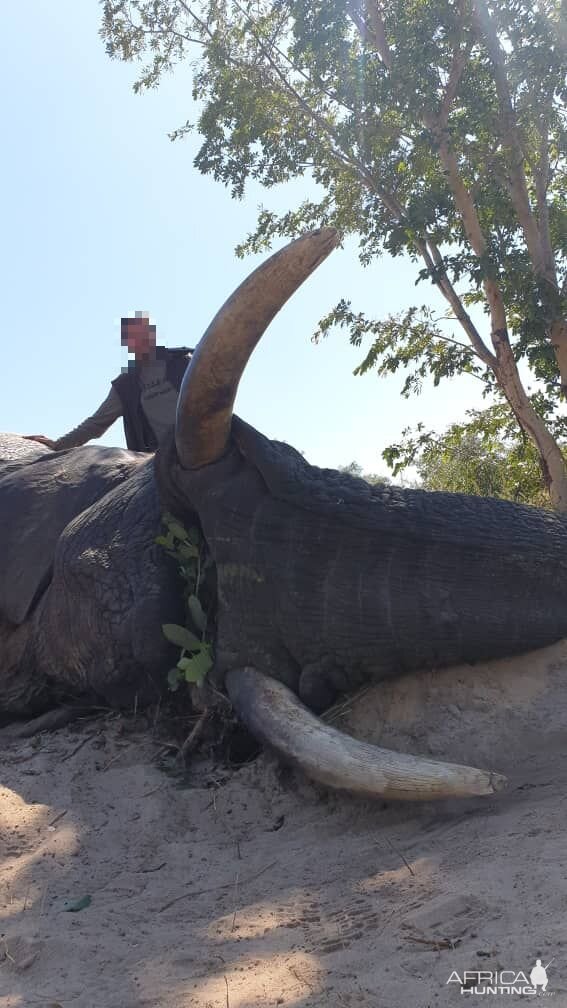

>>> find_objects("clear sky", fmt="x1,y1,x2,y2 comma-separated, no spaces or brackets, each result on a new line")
2,0,487,476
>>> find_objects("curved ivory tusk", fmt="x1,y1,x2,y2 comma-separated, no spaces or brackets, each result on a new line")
175,228,341,469
226,667,507,801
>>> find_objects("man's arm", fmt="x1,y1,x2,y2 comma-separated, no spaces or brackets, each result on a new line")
25,388,123,451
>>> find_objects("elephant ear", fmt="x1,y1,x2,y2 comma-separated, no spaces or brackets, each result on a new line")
0,444,143,625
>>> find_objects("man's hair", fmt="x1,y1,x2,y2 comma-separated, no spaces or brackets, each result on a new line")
121,313,153,329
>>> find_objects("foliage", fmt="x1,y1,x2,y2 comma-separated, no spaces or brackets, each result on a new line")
384,402,567,506
100,0,567,503
337,461,391,485
156,513,214,689
316,302,490,397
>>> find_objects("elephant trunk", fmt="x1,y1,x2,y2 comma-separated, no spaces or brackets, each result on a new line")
175,228,341,470
226,667,507,801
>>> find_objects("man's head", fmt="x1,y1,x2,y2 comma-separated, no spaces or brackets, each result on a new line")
121,312,157,361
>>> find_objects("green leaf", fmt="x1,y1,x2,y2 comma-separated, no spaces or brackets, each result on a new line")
188,594,207,632
166,520,190,542
384,404,556,507
162,624,201,651
62,894,92,913
181,647,213,684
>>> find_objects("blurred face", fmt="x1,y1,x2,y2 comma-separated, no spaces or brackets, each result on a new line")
120,317,157,360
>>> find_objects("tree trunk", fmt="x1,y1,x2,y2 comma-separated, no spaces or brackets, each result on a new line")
492,332,567,512
513,400,567,513
551,317,567,400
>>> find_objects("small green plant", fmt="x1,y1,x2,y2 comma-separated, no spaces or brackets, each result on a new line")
155,513,214,690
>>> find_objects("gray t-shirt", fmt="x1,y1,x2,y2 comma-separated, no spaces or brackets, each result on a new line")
54,358,180,450
138,358,179,445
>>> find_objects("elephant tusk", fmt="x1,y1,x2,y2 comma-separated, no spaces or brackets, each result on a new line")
225,667,507,801
175,228,341,469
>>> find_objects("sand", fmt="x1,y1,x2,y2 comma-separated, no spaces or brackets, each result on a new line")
3,639,567,1007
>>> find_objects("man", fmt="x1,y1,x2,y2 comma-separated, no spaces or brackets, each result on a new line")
25,313,193,452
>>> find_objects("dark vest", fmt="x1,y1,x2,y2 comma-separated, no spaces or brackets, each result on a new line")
112,347,192,452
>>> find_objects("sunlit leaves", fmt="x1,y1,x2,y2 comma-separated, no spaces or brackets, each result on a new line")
384,402,567,506
100,0,567,499
315,301,484,395
99,0,566,312
156,513,214,690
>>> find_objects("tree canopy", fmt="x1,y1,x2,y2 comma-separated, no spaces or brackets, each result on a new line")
100,0,567,506
385,402,567,505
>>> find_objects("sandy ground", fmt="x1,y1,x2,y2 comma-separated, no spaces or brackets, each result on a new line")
3,640,567,1007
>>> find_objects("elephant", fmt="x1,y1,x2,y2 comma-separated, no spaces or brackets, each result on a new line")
3,229,567,801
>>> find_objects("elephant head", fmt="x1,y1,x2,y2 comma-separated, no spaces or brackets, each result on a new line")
155,228,567,800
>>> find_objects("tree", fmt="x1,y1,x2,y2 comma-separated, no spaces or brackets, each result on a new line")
385,402,567,506
338,460,390,484
100,0,567,507
416,428,549,505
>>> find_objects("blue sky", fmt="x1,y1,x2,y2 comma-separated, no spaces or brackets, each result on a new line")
2,0,487,476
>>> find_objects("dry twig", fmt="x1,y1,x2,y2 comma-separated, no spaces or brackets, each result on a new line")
177,709,210,763
385,836,415,877
158,860,278,913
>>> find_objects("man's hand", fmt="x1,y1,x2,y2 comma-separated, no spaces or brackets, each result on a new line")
23,434,57,449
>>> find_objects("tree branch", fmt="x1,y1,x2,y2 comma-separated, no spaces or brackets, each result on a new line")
420,239,496,367
471,0,549,282
424,332,494,381
365,2,393,68
420,117,508,363
346,2,392,68
418,30,512,372
230,0,356,116
176,0,219,47
470,3,567,400
346,3,369,43
438,43,471,126
534,109,557,283
183,0,497,381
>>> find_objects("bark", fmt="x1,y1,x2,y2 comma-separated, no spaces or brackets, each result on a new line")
471,2,567,400
492,329,567,512
346,2,392,68
551,314,567,399
243,6,567,509
421,46,567,510
471,0,546,278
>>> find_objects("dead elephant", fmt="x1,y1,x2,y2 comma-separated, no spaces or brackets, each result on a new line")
2,229,567,800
